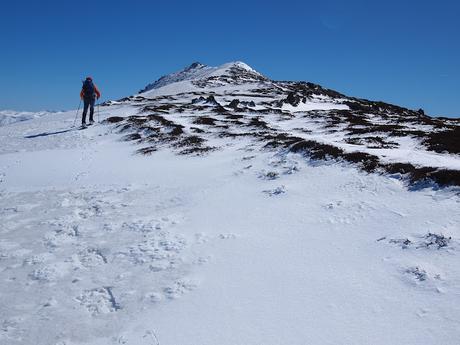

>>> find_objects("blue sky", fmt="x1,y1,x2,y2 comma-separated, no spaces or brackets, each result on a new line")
1,0,459,117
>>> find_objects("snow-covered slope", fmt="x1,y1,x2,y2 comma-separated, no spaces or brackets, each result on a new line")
1,62,459,345
109,61,460,178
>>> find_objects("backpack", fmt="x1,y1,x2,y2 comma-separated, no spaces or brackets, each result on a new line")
82,79,95,98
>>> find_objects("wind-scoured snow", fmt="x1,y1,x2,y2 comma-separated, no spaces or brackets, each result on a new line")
1,62,459,345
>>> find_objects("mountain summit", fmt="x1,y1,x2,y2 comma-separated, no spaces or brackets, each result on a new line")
139,61,267,93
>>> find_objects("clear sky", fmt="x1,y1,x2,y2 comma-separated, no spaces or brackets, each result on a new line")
1,0,459,117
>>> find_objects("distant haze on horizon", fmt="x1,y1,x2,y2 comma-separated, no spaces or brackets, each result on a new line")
1,0,459,118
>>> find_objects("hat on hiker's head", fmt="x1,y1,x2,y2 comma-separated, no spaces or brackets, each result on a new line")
86,76,93,81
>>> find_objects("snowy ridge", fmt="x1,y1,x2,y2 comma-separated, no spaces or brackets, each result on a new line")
139,62,215,92
0,109,56,127
1,61,459,345
139,61,266,94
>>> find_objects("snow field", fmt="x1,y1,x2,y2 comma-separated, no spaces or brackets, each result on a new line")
1,61,459,344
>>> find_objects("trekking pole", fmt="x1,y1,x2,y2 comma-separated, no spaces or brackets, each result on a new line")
97,102,100,123
73,99,82,127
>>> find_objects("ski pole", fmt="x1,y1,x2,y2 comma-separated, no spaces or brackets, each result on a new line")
98,102,100,123
73,99,82,127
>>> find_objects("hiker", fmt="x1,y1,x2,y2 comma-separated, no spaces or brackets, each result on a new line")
80,77,101,126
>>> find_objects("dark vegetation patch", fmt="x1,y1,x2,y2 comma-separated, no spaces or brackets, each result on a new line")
263,133,304,149
247,89,284,96
382,163,460,187
193,116,217,126
284,92,303,106
179,146,216,155
345,136,399,149
224,114,245,126
290,140,345,161
122,133,142,141
248,117,271,130
324,115,342,128
342,152,380,172
344,100,413,116
424,233,451,249
346,124,405,136
126,117,148,126
142,104,175,113
277,81,346,100
174,135,205,148
384,163,416,175
136,146,157,155
173,135,216,155
218,131,254,139
144,114,184,135
292,128,313,134
102,113,217,155
423,127,460,154
342,113,371,126
103,116,124,123
428,169,460,187
287,139,460,187
226,114,244,120
388,233,451,250
251,107,286,116
213,105,229,114
344,122,427,138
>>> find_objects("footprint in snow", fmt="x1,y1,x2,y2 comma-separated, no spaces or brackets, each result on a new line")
163,279,198,300
258,170,280,180
219,233,237,239
76,287,121,316
402,265,445,293
263,186,286,196
77,247,109,268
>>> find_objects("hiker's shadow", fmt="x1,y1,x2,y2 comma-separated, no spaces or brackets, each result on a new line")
25,128,74,139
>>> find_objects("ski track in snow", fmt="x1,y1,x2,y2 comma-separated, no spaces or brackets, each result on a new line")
1,63,460,344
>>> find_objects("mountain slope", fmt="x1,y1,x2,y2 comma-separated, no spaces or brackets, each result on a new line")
0,62,459,345
106,61,460,187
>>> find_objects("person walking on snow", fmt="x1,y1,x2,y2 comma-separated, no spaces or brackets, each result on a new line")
80,76,101,126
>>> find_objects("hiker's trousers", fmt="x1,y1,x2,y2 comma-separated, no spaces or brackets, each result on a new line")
82,97,96,124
